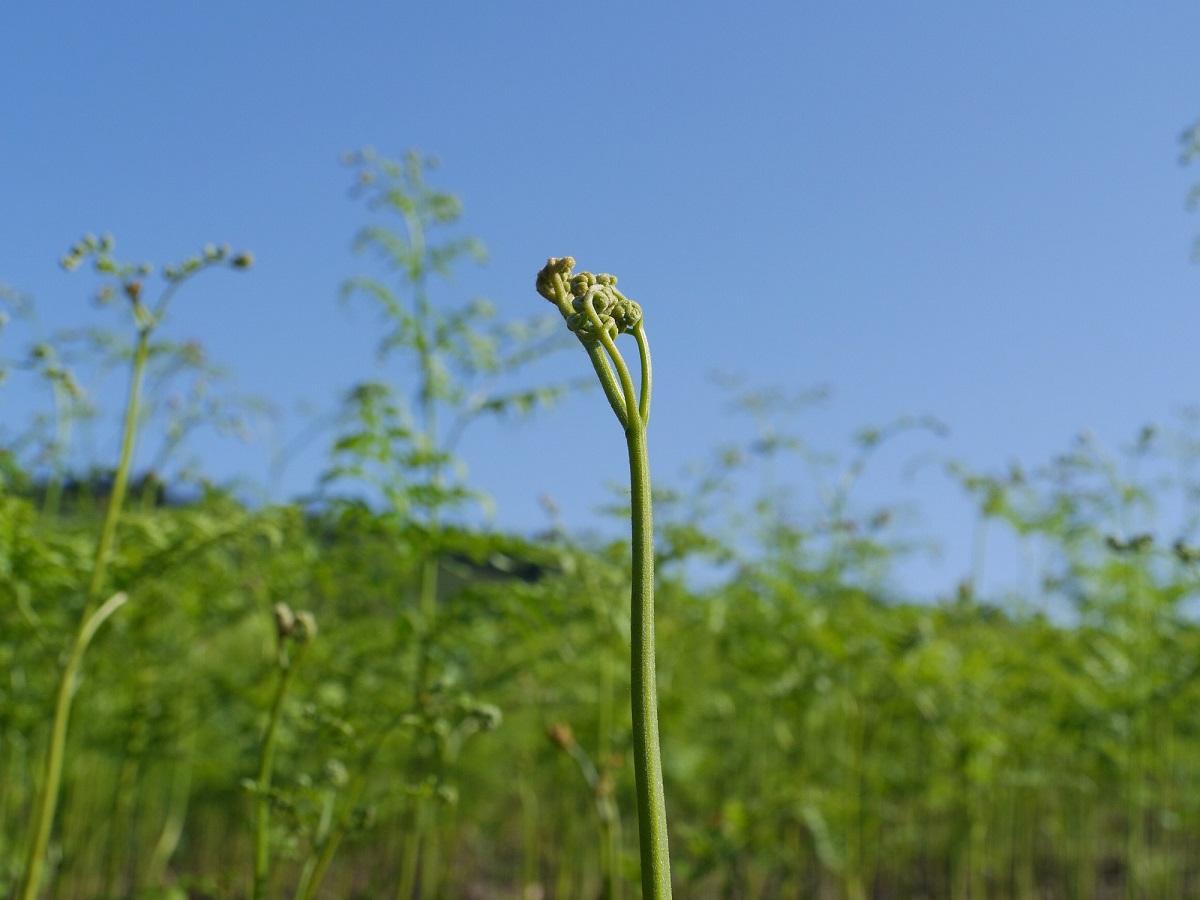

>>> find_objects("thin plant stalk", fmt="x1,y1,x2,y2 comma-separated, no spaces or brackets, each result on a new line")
293,791,336,900
396,797,429,900
18,330,148,900
396,553,439,900
293,785,354,900
253,608,316,900
252,665,295,899
146,747,194,887
18,239,249,900
518,777,540,899
86,331,150,604
17,590,129,900
625,423,670,898
535,257,672,899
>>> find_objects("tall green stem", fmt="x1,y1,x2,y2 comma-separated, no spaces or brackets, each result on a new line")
253,642,309,900
536,257,672,898
146,743,194,888
85,330,150,608
18,591,129,900
293,786,355,900
396,796,428,900
19,329,148,900
626,424,672,900
396,550,439,899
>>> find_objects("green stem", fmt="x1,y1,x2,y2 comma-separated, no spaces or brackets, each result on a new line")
543,261,670,897
586,343,629,427
294,792,352,900
633,325,652,426
518,777,540,899
418,805,440,900
86,329,150,608
601,332,639,420
253,644,309,900
17,592,129,900
19,327,149,900
626,424,672,900
293,788,338,900
396,797,427,900
147,746,194,887
397,553,438,900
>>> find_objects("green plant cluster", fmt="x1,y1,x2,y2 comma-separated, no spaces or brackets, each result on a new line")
7,415,1200,899
4,149,1200,900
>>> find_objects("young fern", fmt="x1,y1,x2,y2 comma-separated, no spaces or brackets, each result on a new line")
535,257,671,899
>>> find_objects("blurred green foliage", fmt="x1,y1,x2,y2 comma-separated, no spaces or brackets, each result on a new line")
3,150,1200,900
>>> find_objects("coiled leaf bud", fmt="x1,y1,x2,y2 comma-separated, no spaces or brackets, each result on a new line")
273,602,296,640
535,256,576,302
294,610,318,643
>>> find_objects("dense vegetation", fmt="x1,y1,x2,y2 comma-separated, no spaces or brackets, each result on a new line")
3,142,1200,899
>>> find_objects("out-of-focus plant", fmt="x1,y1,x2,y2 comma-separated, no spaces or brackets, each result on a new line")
546,721,624,900
17,341,94,517
323,149,571,897
328,149,571,523
18,234,252,900
251,603,317,900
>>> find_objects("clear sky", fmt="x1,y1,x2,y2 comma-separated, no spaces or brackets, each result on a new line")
3,2,1199,600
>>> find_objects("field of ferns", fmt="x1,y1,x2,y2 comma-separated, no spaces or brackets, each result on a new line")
5,148,1200,899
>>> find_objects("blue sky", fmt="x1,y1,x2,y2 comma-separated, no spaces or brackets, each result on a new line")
3,3,1199,600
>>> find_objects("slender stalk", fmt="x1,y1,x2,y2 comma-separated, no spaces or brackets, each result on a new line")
626,424,672,899
19,329,148,900
518,777,540,900
633,325,652,425
294,790,352,900
86,330,150,607
396,797,427,900
398,552,438,899
586,342,630,427
146,748,194,887
535,257,672,898
293,788,338,900
418,806,441,900
18,591,129,900
253,639,310,900
253,666,295,898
